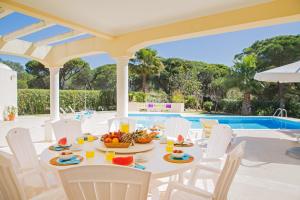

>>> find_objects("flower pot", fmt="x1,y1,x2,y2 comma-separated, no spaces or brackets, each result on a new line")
8,114,16,121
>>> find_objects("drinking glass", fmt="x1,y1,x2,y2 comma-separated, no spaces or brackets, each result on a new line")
105,151,115,161
77,137,84,145
167,140,174,146
87,135,94,142
120,123,129,133
86,150,95,158
166,144,174,153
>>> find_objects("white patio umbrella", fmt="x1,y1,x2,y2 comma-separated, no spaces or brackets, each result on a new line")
254,60,300,83
254,60,300,108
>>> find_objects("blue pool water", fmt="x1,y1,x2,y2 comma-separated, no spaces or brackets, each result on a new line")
128,113,300,130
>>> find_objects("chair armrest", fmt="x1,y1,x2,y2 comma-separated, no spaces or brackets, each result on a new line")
201,157,225,163
164,181,213,200
31,188,66,200
194,163,222,174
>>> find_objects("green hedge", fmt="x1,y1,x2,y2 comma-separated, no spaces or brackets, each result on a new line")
220,99,242,114
18,89,116,115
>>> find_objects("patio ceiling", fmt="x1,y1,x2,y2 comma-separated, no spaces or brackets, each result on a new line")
0,0,299,66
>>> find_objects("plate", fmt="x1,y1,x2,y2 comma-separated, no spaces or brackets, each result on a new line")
96,140,155,154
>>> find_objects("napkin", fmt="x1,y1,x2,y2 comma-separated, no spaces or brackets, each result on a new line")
57,156,80,165
171,154,190,161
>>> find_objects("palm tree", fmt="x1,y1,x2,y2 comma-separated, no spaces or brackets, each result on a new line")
129,48,164,92
227,54,263,115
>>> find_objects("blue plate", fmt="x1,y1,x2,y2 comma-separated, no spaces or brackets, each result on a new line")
170,154,190,161
57,156,80,165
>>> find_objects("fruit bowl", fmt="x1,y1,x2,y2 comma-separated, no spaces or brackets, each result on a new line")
59,150,74,161
149,131,159,138
135,137,153,144
104,142,131,148
171,150,184,158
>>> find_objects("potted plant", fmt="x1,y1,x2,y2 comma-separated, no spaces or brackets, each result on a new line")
6,106,17,121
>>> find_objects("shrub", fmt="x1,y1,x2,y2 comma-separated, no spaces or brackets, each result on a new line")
171,91,185,103
251,99,278,116
185,95,198,109
220,99,242,114
129,92,146,102
286,99,300,118
203,101,214,112
146,91,168,103
18,89,116,115
18,89,50,115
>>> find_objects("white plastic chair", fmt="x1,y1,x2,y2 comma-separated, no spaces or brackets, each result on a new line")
0,151,66,200
164,117,192,139
108,117,137,132
181,125,234,183
200,119,219,138
6,128,52,188
59,165,151,200
205,125,233,159
51,118,82,143
164,141,246,200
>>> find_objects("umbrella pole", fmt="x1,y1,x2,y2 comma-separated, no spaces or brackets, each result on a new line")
278,82,285,108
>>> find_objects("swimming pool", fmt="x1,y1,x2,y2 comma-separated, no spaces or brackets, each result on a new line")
128,113,300,130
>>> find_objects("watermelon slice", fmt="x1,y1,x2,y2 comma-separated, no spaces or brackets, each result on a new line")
112,156,133,166
177,134,184,143
58,137,67,146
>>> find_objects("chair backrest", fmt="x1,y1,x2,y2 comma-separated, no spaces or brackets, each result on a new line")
108,117,137,133
0,151,26,200
206,125,233,158
164,117,191,138
51,119,82,143
59,165,151,200
213,141,246,200
6,128,40,170
200,119,219,129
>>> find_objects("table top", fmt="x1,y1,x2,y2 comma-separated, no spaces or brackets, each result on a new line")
40,140,202,179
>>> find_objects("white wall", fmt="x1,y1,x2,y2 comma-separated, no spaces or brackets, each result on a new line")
0,67,17,121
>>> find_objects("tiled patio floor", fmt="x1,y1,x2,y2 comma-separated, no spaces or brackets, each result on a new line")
1,112,299,200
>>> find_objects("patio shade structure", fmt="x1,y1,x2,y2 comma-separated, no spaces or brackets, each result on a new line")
0,0,299,120
254,60,300,83
254,60,300,108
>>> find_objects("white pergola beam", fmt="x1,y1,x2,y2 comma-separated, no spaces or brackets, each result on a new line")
34,30,84,46
3,21,55,41
0,7,13,19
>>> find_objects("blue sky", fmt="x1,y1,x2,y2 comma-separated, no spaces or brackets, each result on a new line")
0,12,299,68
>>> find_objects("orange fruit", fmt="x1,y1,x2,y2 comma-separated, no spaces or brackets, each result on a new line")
104,138,112,143
112,138,119,144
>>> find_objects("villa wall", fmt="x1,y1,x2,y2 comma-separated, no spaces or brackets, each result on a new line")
128,102,184,112
0,64,17,121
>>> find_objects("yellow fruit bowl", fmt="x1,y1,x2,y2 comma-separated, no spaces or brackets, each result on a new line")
104,142,131,148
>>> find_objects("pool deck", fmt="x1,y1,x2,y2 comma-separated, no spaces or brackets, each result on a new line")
0,111,300,200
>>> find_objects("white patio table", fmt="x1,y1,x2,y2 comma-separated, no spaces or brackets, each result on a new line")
40,140,202,179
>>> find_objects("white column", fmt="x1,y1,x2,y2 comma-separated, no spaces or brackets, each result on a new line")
115,56,129,117
49,67,60,120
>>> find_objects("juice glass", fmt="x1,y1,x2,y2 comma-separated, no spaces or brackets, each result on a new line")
77,137,84,145
105,151,115,162
86,150,95,159
166,144,174,153
87,135,94,142
167,140,174,146
120,123,129,133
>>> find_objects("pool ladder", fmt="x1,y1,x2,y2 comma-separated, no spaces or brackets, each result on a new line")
273,108,287,118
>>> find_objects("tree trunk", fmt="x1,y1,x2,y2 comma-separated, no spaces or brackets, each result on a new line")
241,92,251,115
142,74,148,92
